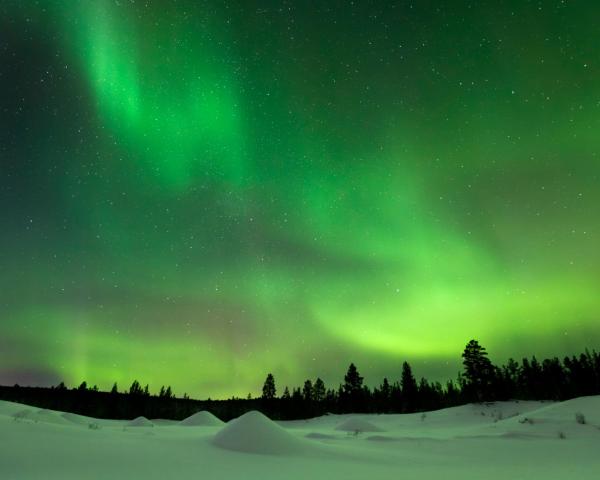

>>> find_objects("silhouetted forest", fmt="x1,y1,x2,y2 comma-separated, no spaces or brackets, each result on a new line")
1,341,599,421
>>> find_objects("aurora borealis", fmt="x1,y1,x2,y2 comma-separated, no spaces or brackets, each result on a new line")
1,1,599,398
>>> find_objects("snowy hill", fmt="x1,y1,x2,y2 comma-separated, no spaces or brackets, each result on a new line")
1,397,599,479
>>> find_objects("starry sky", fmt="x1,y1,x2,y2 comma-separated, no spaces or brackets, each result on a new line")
1,1,599,398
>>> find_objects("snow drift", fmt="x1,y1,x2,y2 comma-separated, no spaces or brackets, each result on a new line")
335,417,383,432
127,416,154,427
11,408,70,425
212,410,308,455
61,412,91,425
179,411,224,427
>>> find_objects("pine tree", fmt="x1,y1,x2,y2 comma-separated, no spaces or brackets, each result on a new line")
462,339,494,401
129,380,143,396
342,363,364,412
401,361,418,412
380,377,391,398
262,373,276,400
110,382,118,394
343,363,363,395
313,378,326,403
302,380,313,402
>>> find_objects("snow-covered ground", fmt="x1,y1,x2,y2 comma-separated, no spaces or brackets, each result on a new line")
1,396,599,479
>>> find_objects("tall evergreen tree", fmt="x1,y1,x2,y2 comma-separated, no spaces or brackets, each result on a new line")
262,373,276,400
462,339,494,401
342,363,364,412
401,361,418,412
380,377,391,399
302,380,313,402
313,378,326,403
343,363,363,395
129,380,145,396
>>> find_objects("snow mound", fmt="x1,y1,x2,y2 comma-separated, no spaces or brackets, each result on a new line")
61,412,91,425
0,400,34,417
523,396,600,425
335,417,383,432
12,408,70,425
151,419,178,426
179,411,224,427
492,396,600,439
127,416,154,427
213,410,307,455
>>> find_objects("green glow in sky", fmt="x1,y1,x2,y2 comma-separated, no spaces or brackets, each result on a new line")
1,1,599,398
72,2,247,186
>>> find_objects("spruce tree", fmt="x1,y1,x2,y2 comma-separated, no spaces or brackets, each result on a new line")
302,380,313,402
313,378,326,402
262,373,276,400
129,380,143,396
462,339,494,401
343,363,363,394
343,363,364,412
401,362,418,412
380,377,391,399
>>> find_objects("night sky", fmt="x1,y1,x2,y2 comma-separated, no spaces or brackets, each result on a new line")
1,1,599,398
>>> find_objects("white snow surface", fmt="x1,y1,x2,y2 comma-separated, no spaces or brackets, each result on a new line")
127,416,155,427
213,410,309,454
1,396,600,479
179,410,224,427
334,417,383,432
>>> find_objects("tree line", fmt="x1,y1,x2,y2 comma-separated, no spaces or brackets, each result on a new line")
1,340,599,421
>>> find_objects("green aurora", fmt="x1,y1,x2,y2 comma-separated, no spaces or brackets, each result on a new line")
1,1,599,398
